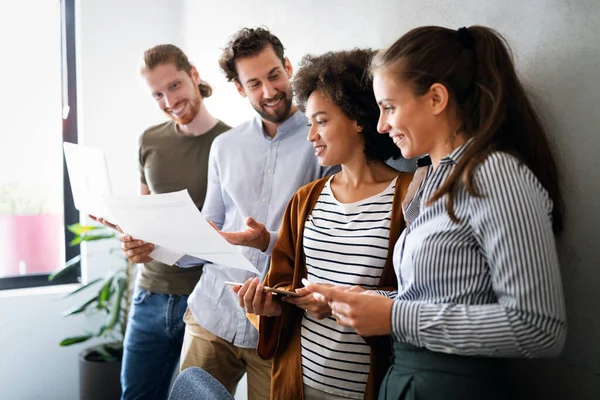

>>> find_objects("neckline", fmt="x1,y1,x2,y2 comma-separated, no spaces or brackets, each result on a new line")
324,175,397,208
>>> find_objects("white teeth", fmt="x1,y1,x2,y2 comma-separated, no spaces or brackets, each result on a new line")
314,145,327,156
171,103,185,115
265,98,282,107
392,134,405,144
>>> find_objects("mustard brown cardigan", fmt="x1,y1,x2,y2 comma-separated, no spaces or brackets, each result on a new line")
256,172,413,400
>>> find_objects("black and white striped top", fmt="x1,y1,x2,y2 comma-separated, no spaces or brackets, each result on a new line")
388,143,567,358
301,175,396,398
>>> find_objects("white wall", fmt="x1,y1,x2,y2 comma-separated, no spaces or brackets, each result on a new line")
1,1,598,399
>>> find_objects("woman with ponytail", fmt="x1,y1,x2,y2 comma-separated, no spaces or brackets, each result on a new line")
306,26,567,399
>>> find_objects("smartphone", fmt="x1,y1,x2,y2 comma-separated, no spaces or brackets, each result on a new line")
224,281,301,297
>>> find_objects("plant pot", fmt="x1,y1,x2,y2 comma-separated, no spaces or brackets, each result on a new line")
79,346,122,400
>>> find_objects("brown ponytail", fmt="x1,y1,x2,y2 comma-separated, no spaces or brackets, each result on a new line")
372,26,563,234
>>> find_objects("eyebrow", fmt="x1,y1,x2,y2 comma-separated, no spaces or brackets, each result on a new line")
309,111,327,119
377,98,393,105
245,67,281,84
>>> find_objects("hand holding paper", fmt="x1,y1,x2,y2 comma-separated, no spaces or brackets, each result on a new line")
104,190,260,274
64,143,260,274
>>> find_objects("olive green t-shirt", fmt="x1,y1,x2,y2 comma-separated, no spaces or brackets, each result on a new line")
137,119,230,295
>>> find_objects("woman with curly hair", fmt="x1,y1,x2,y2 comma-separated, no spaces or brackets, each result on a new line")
231,49,413,400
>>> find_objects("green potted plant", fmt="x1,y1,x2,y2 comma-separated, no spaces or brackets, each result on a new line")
50,223,135,400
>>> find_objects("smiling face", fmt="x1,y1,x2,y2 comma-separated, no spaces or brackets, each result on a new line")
373,67,441,160
305,90,363,166
233,45,294,124
143,62,202,125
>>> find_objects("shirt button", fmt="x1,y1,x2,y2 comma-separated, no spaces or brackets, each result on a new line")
271,143,277,148
251,256,257,261
262,198,267,203
444,347,454,354
266,169,272,175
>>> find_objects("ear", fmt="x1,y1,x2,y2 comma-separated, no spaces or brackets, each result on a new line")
428,83,450,116
234,79,247,98
354,121,363,134
190,66,201,85
283,57,293,79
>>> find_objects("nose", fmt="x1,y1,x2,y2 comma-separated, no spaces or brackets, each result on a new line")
262,81,277,100
164,93,177,109
377,115,391,135
307,124,319,143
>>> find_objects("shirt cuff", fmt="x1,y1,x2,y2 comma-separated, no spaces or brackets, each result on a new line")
175,254,205,268
261,230,279,256
391,300,421,346
372,290,398,299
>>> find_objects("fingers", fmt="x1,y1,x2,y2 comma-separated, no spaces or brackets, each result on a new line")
344,285,366,293
117,236,154,263
243,278,260,313
207,220,220,232
282,293,311,306
304,283,335,299
97,217,121,232
118,233,132,243
231,283,242,294
123,243,154,263
251,280,265,314
236,278,256,308
263,291,275,315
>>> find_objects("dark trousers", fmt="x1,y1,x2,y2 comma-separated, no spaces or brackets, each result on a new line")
379,342,514,400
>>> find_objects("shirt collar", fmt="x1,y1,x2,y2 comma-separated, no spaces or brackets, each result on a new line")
414,138,473,168
254,109,306,140
440,138,472,165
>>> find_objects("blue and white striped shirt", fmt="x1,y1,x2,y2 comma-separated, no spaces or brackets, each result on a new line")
389,144,567,358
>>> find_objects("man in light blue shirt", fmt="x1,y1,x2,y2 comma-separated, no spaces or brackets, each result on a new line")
120,28,336,399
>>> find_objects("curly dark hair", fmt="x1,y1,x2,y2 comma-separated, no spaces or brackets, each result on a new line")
293,49,400,162
219,27,285,83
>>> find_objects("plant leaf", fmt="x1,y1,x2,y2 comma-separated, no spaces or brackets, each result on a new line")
58,277,103,299
48,255,81,281
94,345,118,362
97,274,116,309
61,295,98,317
107,278,127,330
79,233,116,242
67,224,102,235
59,334,94,346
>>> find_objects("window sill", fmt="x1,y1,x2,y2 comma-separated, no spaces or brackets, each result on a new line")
0,283,81,298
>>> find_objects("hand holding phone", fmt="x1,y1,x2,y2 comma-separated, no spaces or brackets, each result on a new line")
224,281,300,297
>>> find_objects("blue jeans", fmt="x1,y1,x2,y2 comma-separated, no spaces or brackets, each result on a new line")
121,288,189,400
168,367,233,400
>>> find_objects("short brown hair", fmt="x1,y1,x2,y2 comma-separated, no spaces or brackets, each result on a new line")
219,27,285,83
141,44,212,98
294,49,400,163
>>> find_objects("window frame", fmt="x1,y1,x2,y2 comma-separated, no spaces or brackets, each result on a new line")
0,0,80,291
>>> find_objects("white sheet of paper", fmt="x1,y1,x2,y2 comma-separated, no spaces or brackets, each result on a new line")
105,190,260,274
63,142,114,221
150,246,185,266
